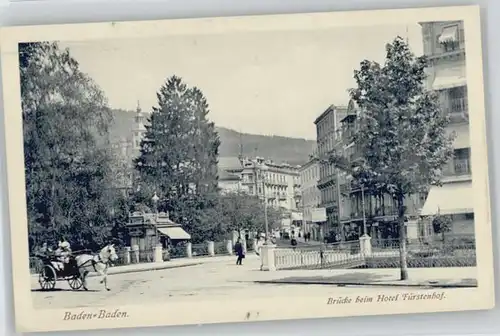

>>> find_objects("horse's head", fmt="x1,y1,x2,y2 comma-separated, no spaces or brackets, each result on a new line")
101,244,119,263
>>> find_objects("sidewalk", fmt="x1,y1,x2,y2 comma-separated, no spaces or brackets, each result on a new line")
32,254,236,278
236,266,478,288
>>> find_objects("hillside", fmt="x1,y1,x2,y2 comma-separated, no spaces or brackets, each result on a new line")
109,109,315,166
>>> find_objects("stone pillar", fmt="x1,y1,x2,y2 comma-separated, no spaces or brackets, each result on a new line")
154,244,163,263
406,220,419,240
124,246,131,265
207,241,215,257
226,240,233,255
359,234,372,257
186,242,192,258
260,244,276,271
131,245,139,263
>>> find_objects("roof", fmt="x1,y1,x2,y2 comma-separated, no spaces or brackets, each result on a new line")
218,157,243,170
314,105,335,125
314,105,348,125
218,169,241,181
299,157,319,172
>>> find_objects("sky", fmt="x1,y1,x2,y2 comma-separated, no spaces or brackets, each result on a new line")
60,23,423,140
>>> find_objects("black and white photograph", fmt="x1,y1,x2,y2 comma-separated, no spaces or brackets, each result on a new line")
0,5,494,333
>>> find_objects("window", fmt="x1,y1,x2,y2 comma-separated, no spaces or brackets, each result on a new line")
452,148,471,175
443,40,459,52
458,28,465,44
437,25,460,52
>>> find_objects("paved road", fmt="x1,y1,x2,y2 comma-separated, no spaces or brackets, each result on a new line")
32,255,423,310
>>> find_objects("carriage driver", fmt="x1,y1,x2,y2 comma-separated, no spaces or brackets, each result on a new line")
54,238,72,271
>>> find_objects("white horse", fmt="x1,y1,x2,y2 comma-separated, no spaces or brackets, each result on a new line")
75,244,119,291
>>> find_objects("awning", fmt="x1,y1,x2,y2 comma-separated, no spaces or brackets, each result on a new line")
157,226,191,240
432,75,467,90
291,212,303,221
420,182,473,216
431,62,466,90
438,26,458,44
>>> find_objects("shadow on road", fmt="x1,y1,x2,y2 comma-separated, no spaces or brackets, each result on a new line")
31,288,100,293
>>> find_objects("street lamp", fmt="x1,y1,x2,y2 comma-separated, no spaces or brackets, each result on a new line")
152,192,160,247
258,163,270,244
361,184,368,237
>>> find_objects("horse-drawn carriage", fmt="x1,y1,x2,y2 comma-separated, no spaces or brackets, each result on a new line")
35,250,91,291
34,244,119,291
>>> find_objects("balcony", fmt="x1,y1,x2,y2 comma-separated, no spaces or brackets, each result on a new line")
443,158,471,177
442,97,468,123
373,206,399,218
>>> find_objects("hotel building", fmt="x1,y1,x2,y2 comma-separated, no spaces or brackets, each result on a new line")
240,157,303,232
314,105,348,238
298,148,322,240
418,20,474,239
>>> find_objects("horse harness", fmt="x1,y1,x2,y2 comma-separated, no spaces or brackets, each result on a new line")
79,254,110,272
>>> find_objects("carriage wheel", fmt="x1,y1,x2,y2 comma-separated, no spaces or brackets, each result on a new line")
67,274,83,290
38,265,57,290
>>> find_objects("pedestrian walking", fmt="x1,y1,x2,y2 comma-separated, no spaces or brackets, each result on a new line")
255,233,265,256
234,238,245,265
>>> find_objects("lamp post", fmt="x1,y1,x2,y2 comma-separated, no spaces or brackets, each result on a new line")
258,162,270,244
361,184,368,236
152,192,159,247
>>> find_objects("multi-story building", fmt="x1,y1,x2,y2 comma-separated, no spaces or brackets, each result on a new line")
314,105,347,238
240,156,302,232
217,157,248,194
419,20,474,239
298,148,322,239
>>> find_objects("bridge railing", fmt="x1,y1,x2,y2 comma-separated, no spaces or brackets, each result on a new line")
366,238,476,268
273,237,477,270
274,241,363,270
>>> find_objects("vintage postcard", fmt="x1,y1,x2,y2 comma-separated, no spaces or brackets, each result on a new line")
0,4,494,333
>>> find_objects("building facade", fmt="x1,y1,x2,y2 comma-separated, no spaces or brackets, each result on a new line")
419,20,474,240
217,156,248,194
314,105,347,239
298,149,322,239
239,157,302,232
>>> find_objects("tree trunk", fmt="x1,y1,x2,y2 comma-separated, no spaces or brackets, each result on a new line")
397,193,409,280
49,171,57,237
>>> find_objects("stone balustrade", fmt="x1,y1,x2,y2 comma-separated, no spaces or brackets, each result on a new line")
119,239,236,265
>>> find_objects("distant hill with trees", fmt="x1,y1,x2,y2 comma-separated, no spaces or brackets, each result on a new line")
109,109,316,166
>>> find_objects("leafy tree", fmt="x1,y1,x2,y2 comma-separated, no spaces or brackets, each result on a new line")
218,191,283,236
20,42,115,252
325,37,455,280
109,193,133,247
432,214,452,242
134,76,220,242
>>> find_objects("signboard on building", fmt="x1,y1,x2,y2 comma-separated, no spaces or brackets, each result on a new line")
311,207,327,222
